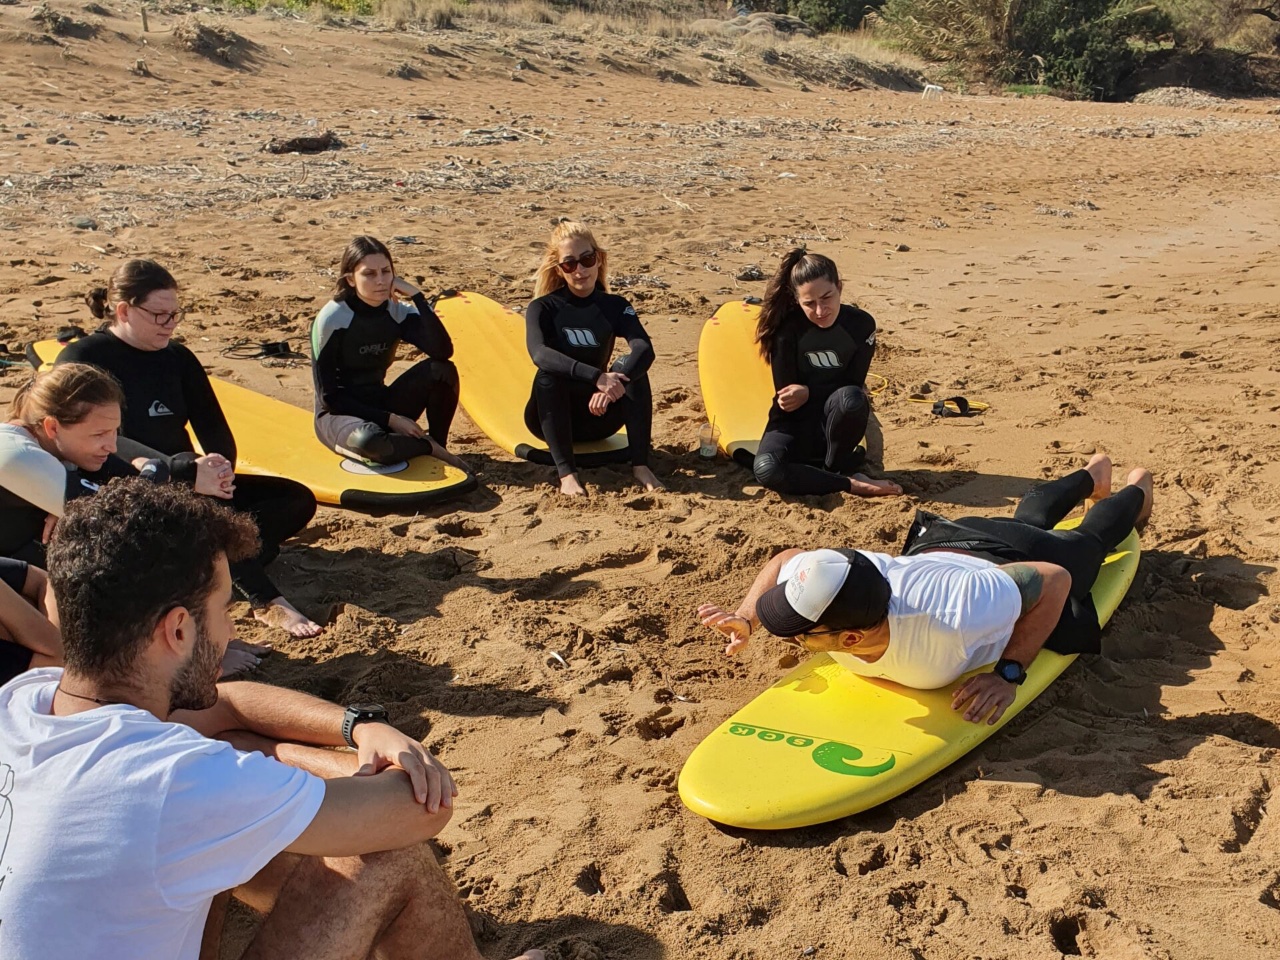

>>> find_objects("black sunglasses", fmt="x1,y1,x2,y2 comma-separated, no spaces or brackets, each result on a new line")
557,250,599,273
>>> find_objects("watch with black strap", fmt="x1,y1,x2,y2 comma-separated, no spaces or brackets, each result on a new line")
993,658,1027,685
342,702,390,749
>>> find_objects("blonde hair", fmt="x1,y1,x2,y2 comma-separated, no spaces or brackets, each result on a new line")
11,363,125,428
533,221,610,299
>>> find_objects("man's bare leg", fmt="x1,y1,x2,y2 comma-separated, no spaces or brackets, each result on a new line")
1084,452,1112,500
217,734,543,960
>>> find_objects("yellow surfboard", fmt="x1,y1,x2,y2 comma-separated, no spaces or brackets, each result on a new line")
26,339,476,511
678,521,1141,829
431,290,630,467
697,300,771,462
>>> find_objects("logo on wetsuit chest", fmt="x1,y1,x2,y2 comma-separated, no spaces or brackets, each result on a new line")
358,342,390,356
148,400,174,417
805,350,842,369
562,328,600,348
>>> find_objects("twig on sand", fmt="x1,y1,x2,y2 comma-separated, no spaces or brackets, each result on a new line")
661,193,692,212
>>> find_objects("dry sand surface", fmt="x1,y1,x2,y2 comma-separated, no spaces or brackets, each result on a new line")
3,4,1280,958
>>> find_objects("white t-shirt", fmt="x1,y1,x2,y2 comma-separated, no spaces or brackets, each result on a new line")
0,422,68,516
780,550,1022,689
0,668,327,960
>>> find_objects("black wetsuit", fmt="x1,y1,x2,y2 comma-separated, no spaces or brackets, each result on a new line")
58,331,316,606
754,305,877,495
310,291,459,465
903,469,1146,655
523,286,655,478
0,557,34,685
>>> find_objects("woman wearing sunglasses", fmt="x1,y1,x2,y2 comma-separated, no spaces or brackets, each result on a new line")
310,236,466,471
524,221,662,496
57,260,323,640
752,249,901,498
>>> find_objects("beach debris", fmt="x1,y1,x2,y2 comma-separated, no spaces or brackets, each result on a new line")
736,264,765,281
265,131,341,154
69,216,97,230
387,62,422,80
546,650,569,669
708,64,757,87
172,18,245,64
390,236,419,245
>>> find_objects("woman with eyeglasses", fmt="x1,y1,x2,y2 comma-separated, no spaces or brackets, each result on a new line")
310,236,466,471
524,221,662,496
57,260,323,640
752,249,901,498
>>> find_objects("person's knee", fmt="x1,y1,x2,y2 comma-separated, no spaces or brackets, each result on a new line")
753,453,788,491
427,358,458,390
339,424,399,465
829,385,868,416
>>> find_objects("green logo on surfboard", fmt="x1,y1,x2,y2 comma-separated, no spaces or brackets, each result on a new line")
728,724,896,778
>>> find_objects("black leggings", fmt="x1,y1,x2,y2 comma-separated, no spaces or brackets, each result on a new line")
316,359,459,466
961,469,1145,655
753,386,869,495
226,474,317,607
523,367,652,478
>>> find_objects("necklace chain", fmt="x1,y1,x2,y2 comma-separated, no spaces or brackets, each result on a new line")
55,684,119,707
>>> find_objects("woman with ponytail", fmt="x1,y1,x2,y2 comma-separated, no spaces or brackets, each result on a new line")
59,260,322,639
751,250,901,498
525,221,661,496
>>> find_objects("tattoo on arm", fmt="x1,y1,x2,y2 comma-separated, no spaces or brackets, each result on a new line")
1002,563,1044,616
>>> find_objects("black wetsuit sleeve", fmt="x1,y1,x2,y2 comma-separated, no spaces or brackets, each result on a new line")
112,436,197,485
313,326,392,428
612,305,654,379
402,294,454,360
65,454,145,503
770,326,800,392
526,299,601,384
179,348,237,466
846,311,876,388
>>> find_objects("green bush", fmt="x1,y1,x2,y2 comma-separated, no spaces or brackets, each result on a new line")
785,0,885,33
875,0,1171,99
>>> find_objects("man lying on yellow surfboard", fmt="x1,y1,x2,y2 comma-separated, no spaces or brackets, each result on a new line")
698,455,1153,726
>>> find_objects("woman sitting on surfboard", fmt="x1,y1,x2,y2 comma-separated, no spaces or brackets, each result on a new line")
524,221,662,496
698,455,1153,725
57,260,322,640
0,363,265,676
753,250,900,498
310,236,467,473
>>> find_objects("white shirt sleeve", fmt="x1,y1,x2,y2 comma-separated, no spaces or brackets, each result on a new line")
155,740,326,909
0,428,69,517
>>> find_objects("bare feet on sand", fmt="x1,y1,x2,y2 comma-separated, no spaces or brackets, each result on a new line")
1126,466,1154,527
254,597,323,638
558,474,587,497
633,465,665,492
1084,452,1113,499
849,473,902,497
219,639,269,679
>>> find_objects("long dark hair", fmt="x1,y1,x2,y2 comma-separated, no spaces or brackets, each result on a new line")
333,236,393,301
754,249,842,361
86,259,178,321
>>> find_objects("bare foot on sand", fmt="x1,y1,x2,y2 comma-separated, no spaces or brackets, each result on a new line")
430,439,470,473
1084,452,1113,499
219,644,262,679
254,597,323,638
1126,467,1154,527
559,474,587,497
512,952,545,960
633,465,665,492
849,473,902,497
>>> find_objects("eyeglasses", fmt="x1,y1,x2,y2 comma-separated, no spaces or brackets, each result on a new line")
132,303,185,326
782,628,845,650
557,250,599,274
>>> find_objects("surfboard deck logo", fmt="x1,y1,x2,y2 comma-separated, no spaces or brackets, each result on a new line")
727,723,898,778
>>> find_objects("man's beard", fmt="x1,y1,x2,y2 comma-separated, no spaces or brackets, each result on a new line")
168,618,221,713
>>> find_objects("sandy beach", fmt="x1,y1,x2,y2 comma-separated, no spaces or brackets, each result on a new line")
2,4,1279,957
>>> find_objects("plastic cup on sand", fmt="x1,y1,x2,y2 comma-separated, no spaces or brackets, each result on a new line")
698,422,721,459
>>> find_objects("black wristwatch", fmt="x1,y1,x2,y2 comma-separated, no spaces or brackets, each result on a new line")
993,658,1027,685
342,703,390,748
